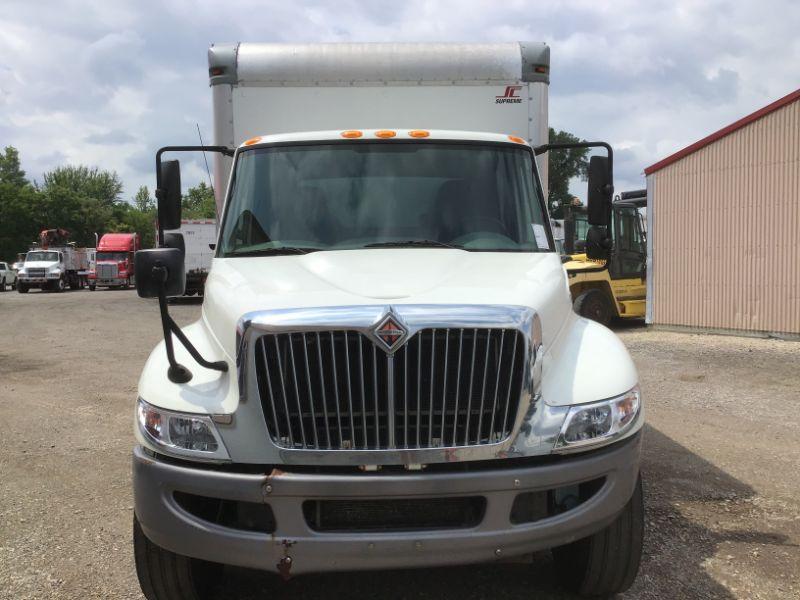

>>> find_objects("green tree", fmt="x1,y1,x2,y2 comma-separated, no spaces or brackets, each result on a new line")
0,146,39,261
0,146,28,188
41,165,123,207
182,181,216,219
547,128,590,218
133,185,155,212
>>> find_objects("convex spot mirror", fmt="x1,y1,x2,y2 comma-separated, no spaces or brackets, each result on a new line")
163,232,186,257
135,248,186,298
158,160,182,231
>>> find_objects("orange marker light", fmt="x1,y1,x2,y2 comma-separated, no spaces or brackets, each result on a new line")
508,135,527,144
408,130,430,138
341,130,363,138
243,136,262,146
375,130,397,138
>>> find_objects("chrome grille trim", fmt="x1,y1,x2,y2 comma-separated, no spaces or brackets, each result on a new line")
237,304,542,465
97,263,118,279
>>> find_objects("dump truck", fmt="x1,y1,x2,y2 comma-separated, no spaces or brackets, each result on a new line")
16,230,90,293
131,42,644,599
564,190,647,324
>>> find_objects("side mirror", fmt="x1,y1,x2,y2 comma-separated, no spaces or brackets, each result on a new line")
157,160,182,231
587,156,612,227
135,248,185,298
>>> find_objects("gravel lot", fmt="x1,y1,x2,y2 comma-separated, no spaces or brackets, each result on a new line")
1,289,798,599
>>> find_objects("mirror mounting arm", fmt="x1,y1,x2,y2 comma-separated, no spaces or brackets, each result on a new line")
151,263,228,384
155,145,235,246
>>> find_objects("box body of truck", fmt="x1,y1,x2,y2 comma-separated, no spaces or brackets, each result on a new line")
132,43,644,599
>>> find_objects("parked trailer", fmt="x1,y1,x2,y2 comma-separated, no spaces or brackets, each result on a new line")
132,42,643,599
89,233,140,290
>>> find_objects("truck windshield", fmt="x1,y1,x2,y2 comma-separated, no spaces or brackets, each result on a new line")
219,143,550,256
27,251,58,262
97,252,129,261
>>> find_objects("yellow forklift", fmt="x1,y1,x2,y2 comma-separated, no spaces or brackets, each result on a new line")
562,190,647,325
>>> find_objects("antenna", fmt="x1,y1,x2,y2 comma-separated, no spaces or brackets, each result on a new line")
196,123,214,195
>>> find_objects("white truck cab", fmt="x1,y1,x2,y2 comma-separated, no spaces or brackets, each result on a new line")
132,43,643,599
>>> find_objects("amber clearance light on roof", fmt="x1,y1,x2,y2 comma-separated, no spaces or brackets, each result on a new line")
507,135,527,144
375,130,397,138
243,136,262,146
408,130,430,138
340,130,363,138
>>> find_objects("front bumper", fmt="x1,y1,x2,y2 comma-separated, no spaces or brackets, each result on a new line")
133,433,641,576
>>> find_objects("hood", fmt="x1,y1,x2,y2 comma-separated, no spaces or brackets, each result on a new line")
202,249,572,358
22,261,59,269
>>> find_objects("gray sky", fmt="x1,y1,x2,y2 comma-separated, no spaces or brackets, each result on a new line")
1,0,798,201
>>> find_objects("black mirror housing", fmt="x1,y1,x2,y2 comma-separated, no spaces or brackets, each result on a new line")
158,160,182,231
585,225,612,261
135,248,186,298
587,155,612,227
163,232,186,256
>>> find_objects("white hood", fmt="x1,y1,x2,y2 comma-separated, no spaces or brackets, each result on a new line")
202,249,572,359
22,261,59,269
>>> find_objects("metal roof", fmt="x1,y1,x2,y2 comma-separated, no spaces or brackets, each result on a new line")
644,87,800,175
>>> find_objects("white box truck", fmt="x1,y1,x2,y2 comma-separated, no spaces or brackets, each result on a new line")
132,43,643,599
163,220,217,295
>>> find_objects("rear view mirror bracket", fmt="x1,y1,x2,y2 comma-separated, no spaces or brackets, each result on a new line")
135,248,228,383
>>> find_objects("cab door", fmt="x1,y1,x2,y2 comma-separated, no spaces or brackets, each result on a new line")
608,205,646,315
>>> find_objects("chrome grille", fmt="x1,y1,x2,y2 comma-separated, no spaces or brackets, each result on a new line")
254,328,526,451
97,263,118,279
26,268,46,278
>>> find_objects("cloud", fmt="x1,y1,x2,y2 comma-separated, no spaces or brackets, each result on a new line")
0,0,798,202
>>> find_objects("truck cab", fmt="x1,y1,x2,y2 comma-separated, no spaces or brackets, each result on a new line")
90,233,140,290
131,43,644,600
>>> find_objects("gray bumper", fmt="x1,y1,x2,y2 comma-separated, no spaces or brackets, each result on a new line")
133,433,641,575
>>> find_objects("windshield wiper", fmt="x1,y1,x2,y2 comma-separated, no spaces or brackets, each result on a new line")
363,240,464,250
228,247,318,257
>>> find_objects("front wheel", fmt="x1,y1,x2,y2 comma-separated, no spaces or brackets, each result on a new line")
552,475,644,597
55,277,66,292
17,282,28,293
573,289,614,326
0,277,5,292
134,515,222,600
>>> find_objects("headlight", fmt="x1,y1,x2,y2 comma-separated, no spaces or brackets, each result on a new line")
136,398,230,461
553,385,641,453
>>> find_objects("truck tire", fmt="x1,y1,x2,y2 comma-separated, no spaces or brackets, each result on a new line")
55,277,66,293
134,515,221,600
573,289,613,326
89,284,96,291
0,277,5,292
552,475,644,597
17,282,28,293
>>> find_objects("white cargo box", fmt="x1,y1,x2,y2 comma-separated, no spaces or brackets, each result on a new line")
164,220,217,275
208,42,550,214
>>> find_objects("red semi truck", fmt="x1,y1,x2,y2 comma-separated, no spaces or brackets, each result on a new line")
89,233,141,290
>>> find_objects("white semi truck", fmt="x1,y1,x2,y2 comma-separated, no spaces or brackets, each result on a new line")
132,43,643,599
